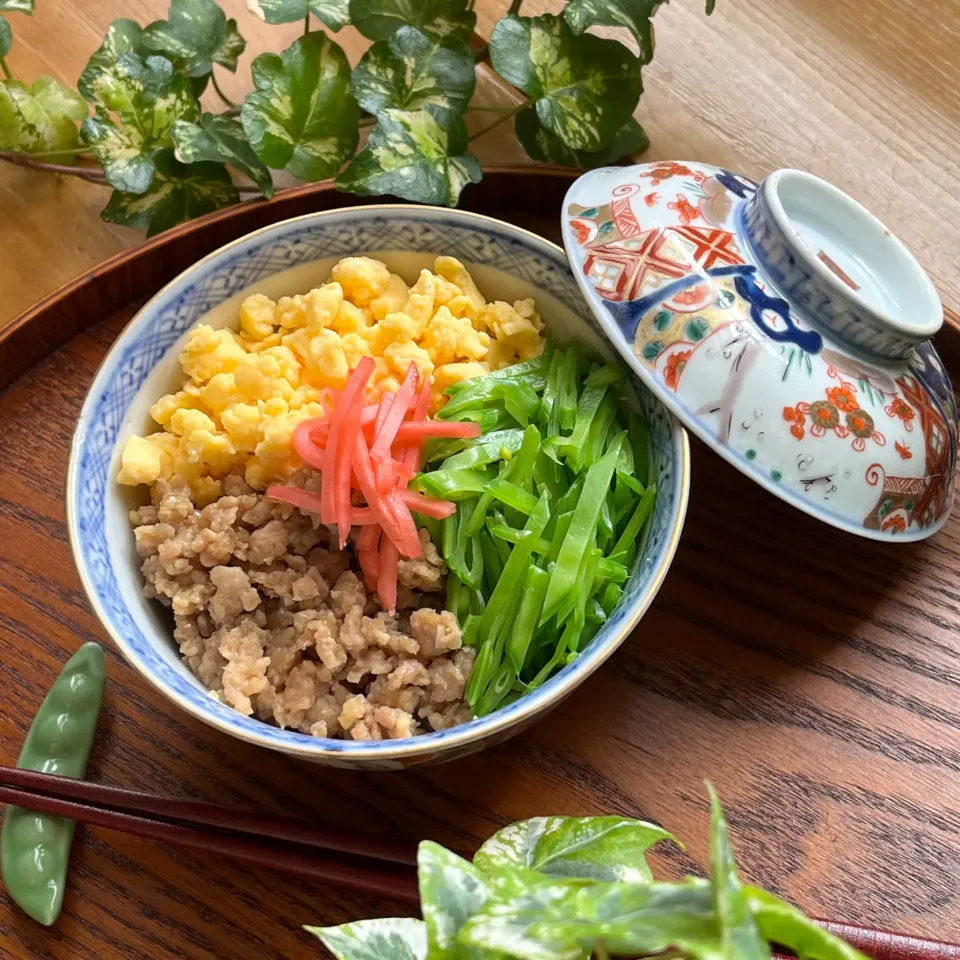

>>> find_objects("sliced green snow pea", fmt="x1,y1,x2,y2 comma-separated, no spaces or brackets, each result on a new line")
438,429,525,470
610,484,656,560
556,341,581,432
1,643,106,926
582,392,618,467
413,467,495,500
506,564,550,673
557,381,607,472
486,478,538,515
541,437,622,624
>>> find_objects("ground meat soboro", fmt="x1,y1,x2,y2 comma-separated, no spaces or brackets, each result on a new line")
130,474,474,740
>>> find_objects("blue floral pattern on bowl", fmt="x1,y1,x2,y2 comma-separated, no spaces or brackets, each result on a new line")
67,206,689,769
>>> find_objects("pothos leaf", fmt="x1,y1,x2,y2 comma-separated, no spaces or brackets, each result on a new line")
474,815,675,883
246,0,350,32
490,13,642,153
708,786,771,960
532,879,725,960
80,53,199,194
241,31,359,181
745,888,869,960
100,148,238,236
304,917,428,960
78,19,146,103
142,0,246,76
0,76,87,159
0,15,10,58
418,841,493,959
349,0,476,43
351,25,474,121
0,0,32,12
563,0,658,64
335,107,480,206
172,112,273,196
457,878,584,960
515,108,648,169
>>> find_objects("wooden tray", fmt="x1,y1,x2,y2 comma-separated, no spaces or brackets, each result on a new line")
2,167,960,959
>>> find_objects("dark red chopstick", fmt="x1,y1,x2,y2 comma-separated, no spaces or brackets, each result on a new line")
0,782,419,905
0,766,416,865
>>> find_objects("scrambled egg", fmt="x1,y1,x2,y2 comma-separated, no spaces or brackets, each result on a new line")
117,256,545,504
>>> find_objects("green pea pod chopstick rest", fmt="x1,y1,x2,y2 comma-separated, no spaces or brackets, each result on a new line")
1,642,106,926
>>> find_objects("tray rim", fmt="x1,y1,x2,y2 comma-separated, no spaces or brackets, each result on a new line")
2,167,959,955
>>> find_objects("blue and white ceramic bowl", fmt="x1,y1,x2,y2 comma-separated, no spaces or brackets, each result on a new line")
66,205,690,769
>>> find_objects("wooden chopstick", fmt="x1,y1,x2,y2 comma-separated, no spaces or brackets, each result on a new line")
0,765,416,865
0,781,420,905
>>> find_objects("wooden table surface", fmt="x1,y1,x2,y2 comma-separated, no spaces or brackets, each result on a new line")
2,1,960,957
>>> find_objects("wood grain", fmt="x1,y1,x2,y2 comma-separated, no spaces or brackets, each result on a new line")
0,172,959,958
3,0,960,327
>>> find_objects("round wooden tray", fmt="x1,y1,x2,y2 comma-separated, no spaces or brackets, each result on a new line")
2,167,960,958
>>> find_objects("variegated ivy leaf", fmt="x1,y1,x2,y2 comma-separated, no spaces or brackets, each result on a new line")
490,13,642,153
81,53,199,194
563,0,658,64
335,107,480,206
0,76,87,159
473,815,675,884
351,25,474,121
100,148,238,236
349,0,476,43
516,108,648,169
418,841,493,959
241,32,359,181
246,0,350,32
0,0,33,11
142,0,246,76
0,16,11,58
78,19,146,103
305,918,427,960
172,112,273,196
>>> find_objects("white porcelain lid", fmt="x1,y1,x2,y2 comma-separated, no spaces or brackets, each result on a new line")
561,161,957,541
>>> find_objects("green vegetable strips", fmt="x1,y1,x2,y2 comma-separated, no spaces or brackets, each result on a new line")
418,343,657,713
0,642,106,926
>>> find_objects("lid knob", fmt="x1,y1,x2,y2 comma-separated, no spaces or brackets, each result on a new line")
742,169,942,360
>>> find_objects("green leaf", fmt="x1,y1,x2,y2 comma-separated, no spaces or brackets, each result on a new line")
474,815,675,883
336,107,480,205
532,879,725,960
173,112,273,196
708,786,771,960
81,53,199,193
0,76,87,159
78,19,147,102
142,0,246,76
490,13,642,152
0,15,11,58
0,0,33,12
349,0,476,42
706,0,716,12
351,25,474,121
458,878,585,960
418,841,493,959
241,31,359,181
247,0,350,32
745,888,869,960
101,148,238,236
304,918,428,960
564,0,658,64
515,108,648,168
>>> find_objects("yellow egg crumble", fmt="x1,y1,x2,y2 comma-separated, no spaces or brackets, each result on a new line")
117,255,546,504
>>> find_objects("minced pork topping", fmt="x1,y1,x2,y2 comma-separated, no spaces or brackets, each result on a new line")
130,472,474,740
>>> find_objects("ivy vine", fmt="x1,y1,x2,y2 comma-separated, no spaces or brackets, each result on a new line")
0,0,714,236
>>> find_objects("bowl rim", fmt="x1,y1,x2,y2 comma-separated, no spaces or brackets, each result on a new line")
66,203,691,761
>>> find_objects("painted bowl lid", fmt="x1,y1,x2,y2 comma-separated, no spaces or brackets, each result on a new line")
561,162,957,541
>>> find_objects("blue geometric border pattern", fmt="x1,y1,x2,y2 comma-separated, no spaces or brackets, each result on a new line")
69,206,687,759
